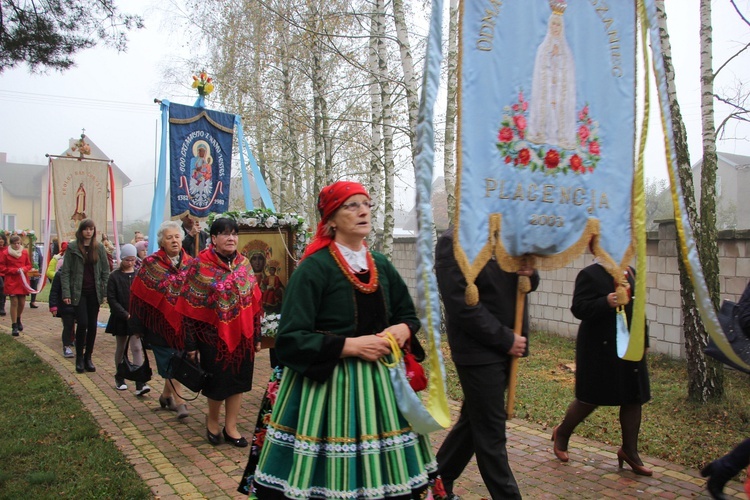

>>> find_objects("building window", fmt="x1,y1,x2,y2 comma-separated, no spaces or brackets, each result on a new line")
3,214,16,231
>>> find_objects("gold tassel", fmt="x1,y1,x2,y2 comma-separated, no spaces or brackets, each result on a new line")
465,283,479,306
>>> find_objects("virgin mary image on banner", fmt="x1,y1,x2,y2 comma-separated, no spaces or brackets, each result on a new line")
189,140,213,203
527,2,577,150
71,182,87,221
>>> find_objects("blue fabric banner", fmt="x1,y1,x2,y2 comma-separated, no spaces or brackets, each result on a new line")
456,1,637,274
169,102,235,218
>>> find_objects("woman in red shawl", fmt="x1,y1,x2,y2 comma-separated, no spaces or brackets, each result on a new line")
129,220,192,418
177,217,262,447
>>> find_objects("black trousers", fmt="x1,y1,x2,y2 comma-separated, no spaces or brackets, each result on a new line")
74,291,100,357
436,360,521,499
60,314,75,347
719,438,750,476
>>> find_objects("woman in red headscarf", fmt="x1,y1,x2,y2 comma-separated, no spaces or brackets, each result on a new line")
250,181,434,499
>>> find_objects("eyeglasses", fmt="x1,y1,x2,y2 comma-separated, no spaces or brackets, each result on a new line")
340,200,376,212
216,231,238,238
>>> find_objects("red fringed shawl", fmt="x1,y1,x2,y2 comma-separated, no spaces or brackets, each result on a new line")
176,247,262,369
129,248,191,349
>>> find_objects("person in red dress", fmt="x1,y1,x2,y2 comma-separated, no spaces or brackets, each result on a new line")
0,234,33,336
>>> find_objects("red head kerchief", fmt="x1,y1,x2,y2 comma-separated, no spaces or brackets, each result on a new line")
301,181,370,260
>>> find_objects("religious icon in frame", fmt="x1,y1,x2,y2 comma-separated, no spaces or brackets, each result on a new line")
237,227,295,315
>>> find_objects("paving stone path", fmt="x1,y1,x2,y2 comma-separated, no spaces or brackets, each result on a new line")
3,306,742,499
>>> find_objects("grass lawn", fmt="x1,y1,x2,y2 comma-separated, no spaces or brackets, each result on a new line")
0,334,150,499
438,330,750,470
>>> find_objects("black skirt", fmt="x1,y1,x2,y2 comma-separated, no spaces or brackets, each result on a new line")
196,334,255,401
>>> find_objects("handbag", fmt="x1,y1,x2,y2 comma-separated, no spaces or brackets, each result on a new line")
403,344,427,392
116,337,153,383
381,332,444,435
168,351,209,393
705,300,750,374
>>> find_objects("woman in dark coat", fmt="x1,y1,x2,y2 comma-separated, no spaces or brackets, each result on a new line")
107,243,150,396
551,261,652,476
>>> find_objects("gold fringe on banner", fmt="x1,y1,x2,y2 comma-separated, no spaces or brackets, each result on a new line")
170,110,234,134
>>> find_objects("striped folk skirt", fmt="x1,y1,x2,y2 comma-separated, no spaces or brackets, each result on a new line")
253,358,437,499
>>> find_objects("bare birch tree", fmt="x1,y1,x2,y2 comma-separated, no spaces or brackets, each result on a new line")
368,5,384,246
392,0,420,164
443,0,459,221
375,0,396,255
655,0,722,402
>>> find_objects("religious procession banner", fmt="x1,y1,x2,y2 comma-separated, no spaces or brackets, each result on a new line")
456,0,636,275
168,102,234,219
452,1,647,360
51,157,109,244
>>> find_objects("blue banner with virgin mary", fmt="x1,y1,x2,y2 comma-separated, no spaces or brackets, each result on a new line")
455,0,637,278
169,102,235,218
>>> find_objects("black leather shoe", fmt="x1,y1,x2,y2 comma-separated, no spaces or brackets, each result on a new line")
29,303,38,308
75,357,85,373
223,428,248,447
84,358,96,372
701,461,730,500
206,428,221,445
16,320,23,332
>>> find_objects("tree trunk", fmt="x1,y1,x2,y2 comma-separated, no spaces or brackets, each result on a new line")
444,0,459,221
376,0,395,257
392,0,419,167
655,0,723,402
697,0,724,398
368,3,384,248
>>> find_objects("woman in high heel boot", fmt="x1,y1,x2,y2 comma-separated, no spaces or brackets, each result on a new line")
551,260,652,476
59,220,110,373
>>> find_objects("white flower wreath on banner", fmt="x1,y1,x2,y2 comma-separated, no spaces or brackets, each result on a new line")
208,209,310,258
260,312,281,338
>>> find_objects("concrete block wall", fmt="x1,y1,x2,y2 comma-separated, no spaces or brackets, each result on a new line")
390,222,750,360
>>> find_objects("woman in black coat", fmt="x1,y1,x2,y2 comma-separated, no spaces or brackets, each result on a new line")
551,262,651,476
106,244,150,396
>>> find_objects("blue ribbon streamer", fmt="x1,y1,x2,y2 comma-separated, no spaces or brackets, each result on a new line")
234,116,255,211
148,99,171,254
414,0,451,429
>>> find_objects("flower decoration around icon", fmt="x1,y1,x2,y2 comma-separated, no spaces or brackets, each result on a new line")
208,208,310,258
260,313,280,338
192,71,215,97
496,89,601,176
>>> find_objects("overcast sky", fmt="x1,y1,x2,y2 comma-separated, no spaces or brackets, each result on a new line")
0,0,748,221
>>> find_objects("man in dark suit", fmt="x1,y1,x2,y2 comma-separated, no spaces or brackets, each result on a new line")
434,225,539,499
